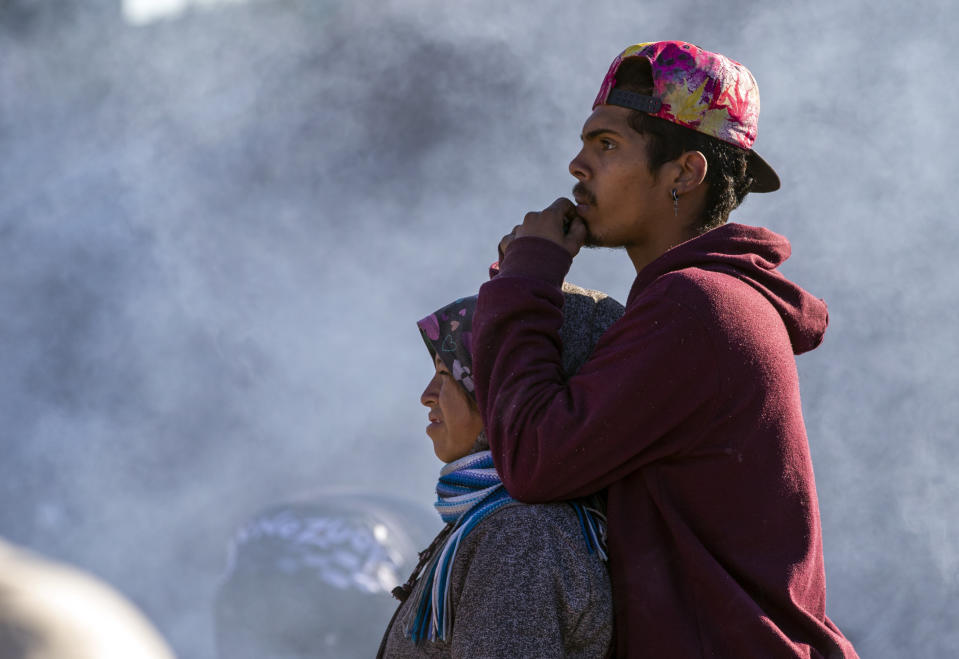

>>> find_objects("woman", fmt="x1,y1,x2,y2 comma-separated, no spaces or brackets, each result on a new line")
378,283,623,658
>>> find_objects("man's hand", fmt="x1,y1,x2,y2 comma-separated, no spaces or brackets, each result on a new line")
498,198,587,261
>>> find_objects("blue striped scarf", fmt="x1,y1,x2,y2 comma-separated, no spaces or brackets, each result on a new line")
405,450,607,644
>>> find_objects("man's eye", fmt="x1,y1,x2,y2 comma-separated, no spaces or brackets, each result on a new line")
600,139,615,150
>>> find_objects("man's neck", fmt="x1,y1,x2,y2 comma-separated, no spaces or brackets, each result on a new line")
626,225,697,275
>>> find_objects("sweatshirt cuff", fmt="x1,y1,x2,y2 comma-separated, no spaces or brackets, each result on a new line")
497,237,572,288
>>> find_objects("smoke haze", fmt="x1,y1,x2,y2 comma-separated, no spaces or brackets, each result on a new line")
1,0,956,656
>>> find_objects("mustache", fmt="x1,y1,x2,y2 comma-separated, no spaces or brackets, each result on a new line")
572,182,596,206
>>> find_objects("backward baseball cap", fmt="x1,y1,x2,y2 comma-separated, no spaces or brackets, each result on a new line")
593,40,780,193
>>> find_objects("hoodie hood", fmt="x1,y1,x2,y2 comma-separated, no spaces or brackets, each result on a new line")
628,223,828,355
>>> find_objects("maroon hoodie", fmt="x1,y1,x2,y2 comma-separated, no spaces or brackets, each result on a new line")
473,223,858,658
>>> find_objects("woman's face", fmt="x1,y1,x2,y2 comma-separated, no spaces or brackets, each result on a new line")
420,354,484,462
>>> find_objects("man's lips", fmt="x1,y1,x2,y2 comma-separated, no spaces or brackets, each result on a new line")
572,183,596,213
573,182,596,206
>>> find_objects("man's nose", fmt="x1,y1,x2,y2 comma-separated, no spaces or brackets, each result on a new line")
569,151,589,180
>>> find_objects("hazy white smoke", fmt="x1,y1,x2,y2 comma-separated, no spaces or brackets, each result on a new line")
122,0,252,26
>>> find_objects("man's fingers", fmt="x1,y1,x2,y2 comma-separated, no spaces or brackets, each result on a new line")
547,197,576,216
509,198,582,258
565,216,587,254
518,198,574,236
498,225,521,260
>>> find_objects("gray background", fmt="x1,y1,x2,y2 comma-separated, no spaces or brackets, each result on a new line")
2,0,956,656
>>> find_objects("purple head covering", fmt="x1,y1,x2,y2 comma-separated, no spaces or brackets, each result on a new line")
416,296,478,402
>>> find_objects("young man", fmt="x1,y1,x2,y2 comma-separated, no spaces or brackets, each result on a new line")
472,41,858,658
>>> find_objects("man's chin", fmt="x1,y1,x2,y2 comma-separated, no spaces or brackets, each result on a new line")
583,236,625,251
582,226,599,247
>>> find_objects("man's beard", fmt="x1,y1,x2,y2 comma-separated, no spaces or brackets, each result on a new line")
582,233,625,250
572,183,627,250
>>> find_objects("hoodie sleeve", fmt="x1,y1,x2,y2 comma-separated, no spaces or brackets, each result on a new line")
474,237,721,502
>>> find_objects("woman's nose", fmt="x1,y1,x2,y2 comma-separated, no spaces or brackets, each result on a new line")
420,375,439,407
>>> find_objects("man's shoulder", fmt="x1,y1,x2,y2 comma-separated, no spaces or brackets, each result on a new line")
651,265,747,296
628,266,760,319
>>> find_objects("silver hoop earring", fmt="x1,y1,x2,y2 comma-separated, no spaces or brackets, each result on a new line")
671,189,679,217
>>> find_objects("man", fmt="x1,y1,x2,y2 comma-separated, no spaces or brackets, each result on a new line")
472,41,858,658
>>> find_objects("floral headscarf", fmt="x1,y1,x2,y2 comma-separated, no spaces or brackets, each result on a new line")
416,296,478,401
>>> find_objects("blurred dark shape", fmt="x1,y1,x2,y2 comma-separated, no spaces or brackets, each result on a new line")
0,0,118,36
0,0,66,34
0,537,175,658
214,492,436,659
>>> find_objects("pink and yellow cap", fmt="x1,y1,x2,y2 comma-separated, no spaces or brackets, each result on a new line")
593,41,780,192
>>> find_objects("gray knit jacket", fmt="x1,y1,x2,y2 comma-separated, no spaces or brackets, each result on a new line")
379,502,613,658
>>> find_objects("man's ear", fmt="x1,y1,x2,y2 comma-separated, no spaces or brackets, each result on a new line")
674,151,707,194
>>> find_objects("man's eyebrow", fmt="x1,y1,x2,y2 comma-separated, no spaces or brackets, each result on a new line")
581,127,623,141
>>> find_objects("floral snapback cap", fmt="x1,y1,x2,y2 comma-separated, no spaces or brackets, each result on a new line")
593,40,780,192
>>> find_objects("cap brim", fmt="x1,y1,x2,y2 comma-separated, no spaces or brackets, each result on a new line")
747,149,780,193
